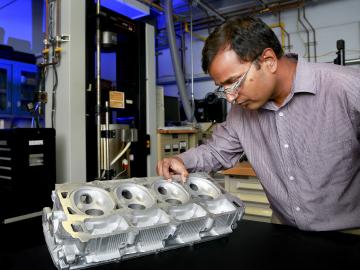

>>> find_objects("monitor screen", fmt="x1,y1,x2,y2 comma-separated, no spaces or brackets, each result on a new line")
164,96,180,124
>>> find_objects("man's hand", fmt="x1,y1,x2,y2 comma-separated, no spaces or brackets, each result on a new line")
156,156,189,182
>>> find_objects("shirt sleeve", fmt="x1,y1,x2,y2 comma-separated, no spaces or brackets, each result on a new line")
177,113,243,173
338,66,360,130
340,66,360,106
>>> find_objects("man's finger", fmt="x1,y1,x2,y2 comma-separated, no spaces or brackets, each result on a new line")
162,159,172,180
157,161,163,177
181,171,188,183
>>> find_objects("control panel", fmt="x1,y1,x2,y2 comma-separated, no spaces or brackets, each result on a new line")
157,128,197,160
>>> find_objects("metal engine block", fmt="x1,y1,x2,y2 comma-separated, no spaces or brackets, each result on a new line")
42,173,245,269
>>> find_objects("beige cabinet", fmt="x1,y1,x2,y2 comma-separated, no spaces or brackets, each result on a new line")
222,162,272,223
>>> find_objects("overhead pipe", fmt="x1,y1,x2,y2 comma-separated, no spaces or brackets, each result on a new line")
186,0,305,32
45,0,49,42
302,6,317,62
193,0,226,22
257,0,272,14
345,58,360,66
157,0,305,33
277,12,291,52
184,22,206,42
164,0,194,122
297,8,310,62
138,0,181,20
270,22,291,53
56,0,61,40
179,26,186,79
42,0,50,65
55,0,62,62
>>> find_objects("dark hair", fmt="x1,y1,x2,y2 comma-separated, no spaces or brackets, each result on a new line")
202,16,283,73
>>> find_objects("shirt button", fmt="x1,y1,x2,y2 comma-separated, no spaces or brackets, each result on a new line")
284,144,289,148
279,112,284,117
289,176,295,181
295,206,301,212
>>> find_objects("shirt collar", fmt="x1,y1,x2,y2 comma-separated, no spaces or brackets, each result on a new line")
261,53,316,111
291,53,317,95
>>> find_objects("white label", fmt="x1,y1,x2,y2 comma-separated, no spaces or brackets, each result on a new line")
125,99,133,104
0,140,7,146
29,140,43,146
29,153,44,166
179,141,187,148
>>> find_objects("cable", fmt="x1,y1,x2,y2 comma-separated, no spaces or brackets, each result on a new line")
44,0,60,129
49,1,54,42
100,142,131,179
51,64,58,128
110,142,131,167
114,169,127,179
35,102,40,128
0,0,16,11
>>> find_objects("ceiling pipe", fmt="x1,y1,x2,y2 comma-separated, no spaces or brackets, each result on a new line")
297,8,311,62
164,0,194,122
193,0,226,22
196,0,305,30
302,6,317,62
278,12,291,52
157,0,306,33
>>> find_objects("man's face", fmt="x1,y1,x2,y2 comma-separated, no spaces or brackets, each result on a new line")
209,48,277,110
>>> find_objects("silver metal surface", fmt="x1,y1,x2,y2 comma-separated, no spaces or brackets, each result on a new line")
152,180,190,205
105,102,110,175
70,186,115,216
187,176,222,200
102,31,117,47
96,0,102,179
100,124,132,178
43,173,244,269
114,182,156,210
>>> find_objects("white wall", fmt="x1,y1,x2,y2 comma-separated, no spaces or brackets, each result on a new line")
145,24,158,176
157,0,360,99
45,0,86,184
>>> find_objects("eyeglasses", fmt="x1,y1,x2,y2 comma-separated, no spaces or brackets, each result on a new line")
213,61,254,99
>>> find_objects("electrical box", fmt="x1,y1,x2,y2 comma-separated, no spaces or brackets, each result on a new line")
157,128,197,161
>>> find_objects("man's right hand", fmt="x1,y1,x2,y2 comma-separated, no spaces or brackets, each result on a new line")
156,156,189,182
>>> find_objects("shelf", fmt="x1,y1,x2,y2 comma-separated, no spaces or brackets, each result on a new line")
234,181,263,191
236,193,269,204
245,206,272,217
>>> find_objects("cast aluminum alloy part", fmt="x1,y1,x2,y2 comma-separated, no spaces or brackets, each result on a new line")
42,173,245,269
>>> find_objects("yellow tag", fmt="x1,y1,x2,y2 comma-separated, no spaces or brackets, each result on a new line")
109,91,125,109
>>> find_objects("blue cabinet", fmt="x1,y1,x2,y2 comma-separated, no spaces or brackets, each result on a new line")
0,62,12,114
0,59,38,117
13,62,38,115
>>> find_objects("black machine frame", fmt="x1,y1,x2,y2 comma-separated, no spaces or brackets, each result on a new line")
85,2,148,180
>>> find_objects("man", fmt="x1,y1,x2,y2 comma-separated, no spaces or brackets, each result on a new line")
157,16,360,231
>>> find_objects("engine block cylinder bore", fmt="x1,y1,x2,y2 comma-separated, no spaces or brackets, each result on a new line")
70,186,116,216
152,180,190,205
187,176,222,200
114,183,156,210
